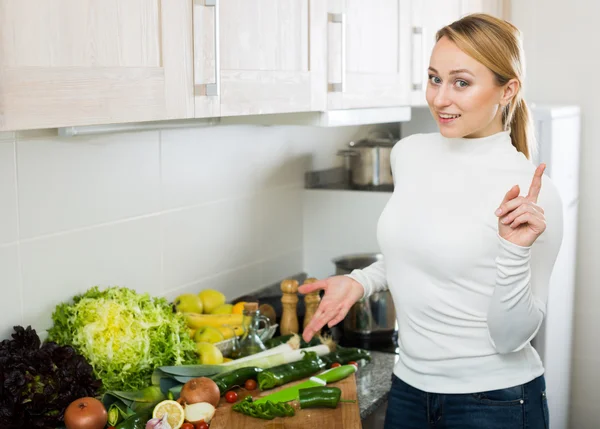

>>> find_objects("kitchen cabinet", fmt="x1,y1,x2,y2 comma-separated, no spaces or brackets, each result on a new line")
193,0,327,118
326,0,412,110
0,0,194,131
410,0,508,106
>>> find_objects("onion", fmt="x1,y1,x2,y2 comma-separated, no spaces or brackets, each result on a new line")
180,377,220,408
64,397,108,429
184,402,216,424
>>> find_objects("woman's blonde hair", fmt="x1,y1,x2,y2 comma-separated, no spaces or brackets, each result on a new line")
436,14,535,159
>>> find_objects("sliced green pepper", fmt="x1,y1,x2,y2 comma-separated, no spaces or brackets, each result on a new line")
232,396,295,420
298,386,355,409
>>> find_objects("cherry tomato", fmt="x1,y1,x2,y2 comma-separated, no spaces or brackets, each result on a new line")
195,422,209,429
181,423,195,429
244,379,257,390
225,390,238,403
331,362,341,368
348,361,359,369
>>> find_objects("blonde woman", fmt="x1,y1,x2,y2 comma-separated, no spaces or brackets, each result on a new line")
301,14,562,429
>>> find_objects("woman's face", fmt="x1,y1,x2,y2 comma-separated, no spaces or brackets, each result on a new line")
426,36,516,139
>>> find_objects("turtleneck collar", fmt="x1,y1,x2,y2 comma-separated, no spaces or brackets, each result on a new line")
440,130,515,155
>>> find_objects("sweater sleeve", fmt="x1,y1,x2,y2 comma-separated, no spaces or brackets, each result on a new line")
345,260,388,299
486,180,564,354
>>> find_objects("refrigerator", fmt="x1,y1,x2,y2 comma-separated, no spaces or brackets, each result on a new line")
303,104,581,429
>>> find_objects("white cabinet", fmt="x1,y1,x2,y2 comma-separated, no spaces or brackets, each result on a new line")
410,0,463,106
410,0,508,106
193,0,327,118
326,0,412,110
0,0,194,131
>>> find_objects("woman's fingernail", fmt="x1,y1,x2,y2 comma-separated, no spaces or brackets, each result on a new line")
495,208,502,216
501,217,508,224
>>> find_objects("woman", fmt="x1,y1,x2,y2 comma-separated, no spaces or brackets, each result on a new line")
300,13,563,429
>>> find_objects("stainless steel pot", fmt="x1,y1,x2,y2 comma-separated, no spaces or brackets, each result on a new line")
338,132,396,187
333,253,397,337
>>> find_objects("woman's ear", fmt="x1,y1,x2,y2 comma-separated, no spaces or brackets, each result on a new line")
500,78,520,106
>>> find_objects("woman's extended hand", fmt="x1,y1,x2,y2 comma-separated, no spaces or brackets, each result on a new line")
495,164,547,248
298,275,365,343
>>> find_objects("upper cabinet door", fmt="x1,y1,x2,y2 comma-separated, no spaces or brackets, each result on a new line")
197,0,327,117
410,0,463,106
327,0,411,110
410,0,508,106
461,0,507,18
0,0,194,131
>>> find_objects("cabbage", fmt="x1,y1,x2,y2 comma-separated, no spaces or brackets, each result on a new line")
48,286,197,392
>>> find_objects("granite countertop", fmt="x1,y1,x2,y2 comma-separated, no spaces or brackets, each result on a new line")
356,351,398,420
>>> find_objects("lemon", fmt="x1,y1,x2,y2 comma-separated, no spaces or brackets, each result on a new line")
196,341,224,365
232,301,246,314
198,289,226,314
211,303,233,314
153,400,185,429
194,326,225,343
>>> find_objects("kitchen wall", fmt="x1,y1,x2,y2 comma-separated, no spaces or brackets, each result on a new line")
511,4,599,428
0,124,370,341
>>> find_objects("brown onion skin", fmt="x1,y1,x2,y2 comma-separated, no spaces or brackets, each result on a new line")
180,377,220,408
64,397,108,429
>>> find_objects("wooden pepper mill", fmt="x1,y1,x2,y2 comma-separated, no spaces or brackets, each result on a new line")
302,277,321,330
280,279,299,335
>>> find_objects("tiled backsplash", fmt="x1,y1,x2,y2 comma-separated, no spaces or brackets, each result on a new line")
0,124,369,340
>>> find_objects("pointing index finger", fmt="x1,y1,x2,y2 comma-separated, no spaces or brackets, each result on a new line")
527,163,546,203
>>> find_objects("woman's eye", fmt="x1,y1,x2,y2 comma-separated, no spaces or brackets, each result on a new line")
428,75,442,85
455,80,469,88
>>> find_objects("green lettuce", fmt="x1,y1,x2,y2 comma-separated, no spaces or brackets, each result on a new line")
48,286,197,392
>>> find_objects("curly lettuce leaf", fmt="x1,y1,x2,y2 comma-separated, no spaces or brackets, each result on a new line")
48,286,197,391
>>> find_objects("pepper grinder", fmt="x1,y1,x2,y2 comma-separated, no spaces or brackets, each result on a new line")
280,279,299,335
302,277,321,330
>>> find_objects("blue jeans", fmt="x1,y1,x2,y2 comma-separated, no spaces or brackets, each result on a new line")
384,374,550,429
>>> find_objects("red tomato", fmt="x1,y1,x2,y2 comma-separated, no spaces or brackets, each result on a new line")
348,361,359,369
331,362,341,368
181,424,195,429
244,379,257,390
195,422,209,429
225,390,238,403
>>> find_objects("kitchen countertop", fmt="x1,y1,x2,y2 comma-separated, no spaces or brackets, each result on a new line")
355,351,398,420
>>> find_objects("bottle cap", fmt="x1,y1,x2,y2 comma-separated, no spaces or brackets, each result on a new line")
244,302,259,312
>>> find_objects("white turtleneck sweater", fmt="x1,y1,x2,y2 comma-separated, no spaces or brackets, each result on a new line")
347,131,563,394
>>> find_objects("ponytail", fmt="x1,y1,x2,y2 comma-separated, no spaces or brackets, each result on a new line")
504,95,536,160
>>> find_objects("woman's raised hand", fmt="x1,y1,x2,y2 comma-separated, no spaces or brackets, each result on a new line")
496,164,547,248
299,275,365,343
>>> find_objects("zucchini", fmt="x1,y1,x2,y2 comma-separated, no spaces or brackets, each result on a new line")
319,347,371,367
257,351,325,391
210,367,264,395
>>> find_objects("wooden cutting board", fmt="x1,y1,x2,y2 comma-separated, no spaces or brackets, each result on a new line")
210,373,362,429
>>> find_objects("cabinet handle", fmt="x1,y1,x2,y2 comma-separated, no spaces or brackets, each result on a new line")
328,12,346,93
194,0,220,97
412,26,423,91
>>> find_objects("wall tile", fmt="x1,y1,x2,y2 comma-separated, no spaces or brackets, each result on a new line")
163,262,262,303
162,196,261,290
161,126,268,209
20,216,161,334
0,245,22,340
17,131,160,238
0,138,18,244
259,186,303,259
261,248,303,286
